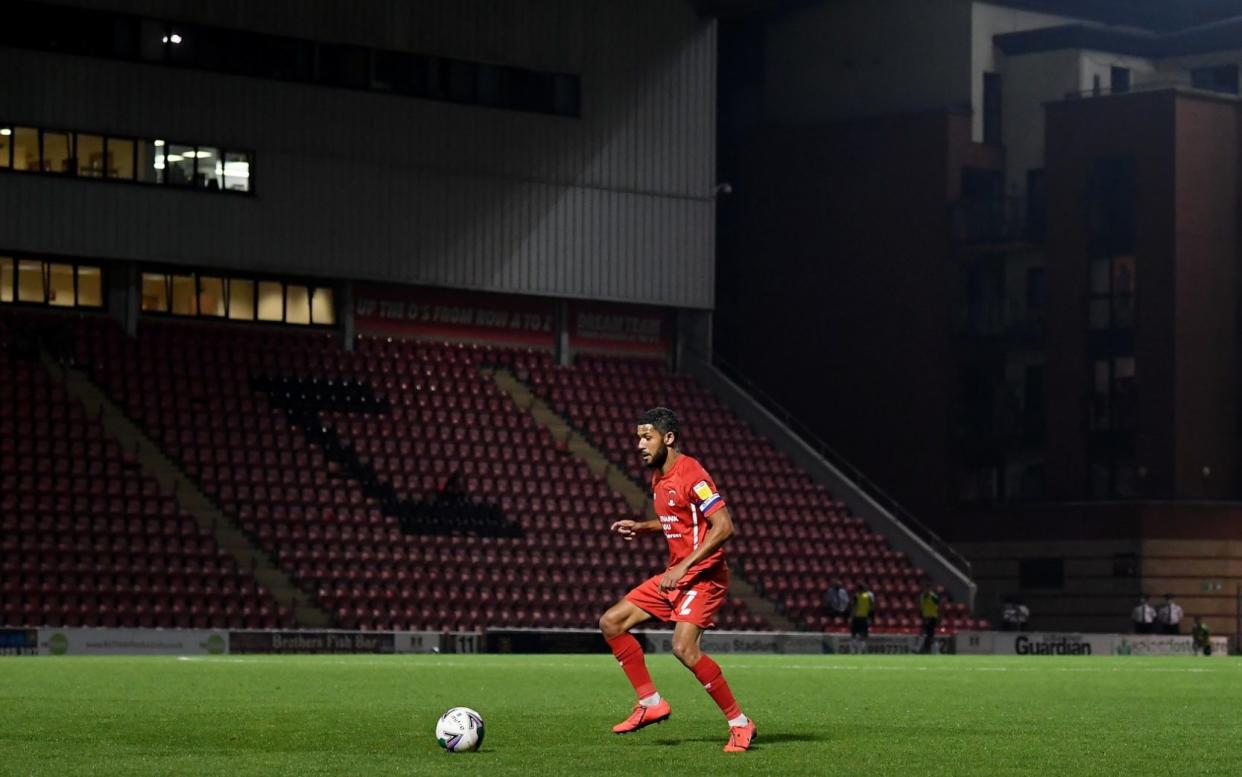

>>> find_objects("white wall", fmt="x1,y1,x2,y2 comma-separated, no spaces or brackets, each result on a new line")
998,48,1082,194
971,2,1080,145
0,0,719,309
763,0,974,125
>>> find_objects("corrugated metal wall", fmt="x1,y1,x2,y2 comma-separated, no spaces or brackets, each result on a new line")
0,0,718,309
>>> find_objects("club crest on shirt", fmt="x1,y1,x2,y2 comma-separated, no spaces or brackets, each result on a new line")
665,488,678,507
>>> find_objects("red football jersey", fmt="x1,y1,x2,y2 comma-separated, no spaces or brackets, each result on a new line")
650,452,728,575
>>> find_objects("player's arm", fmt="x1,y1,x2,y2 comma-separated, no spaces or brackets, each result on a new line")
610,510,662,542
657,505,734,591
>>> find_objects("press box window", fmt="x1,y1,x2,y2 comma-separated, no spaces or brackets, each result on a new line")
76,133,105,177
42,130,71,174
0,257,13,302
141,272,169,312
18,259,44,302
228,278,255,320
285,284,310,325
47,263,75,306
138,140,163,184
196,147,221,190
198,276,225,316
170,275,198,315
257,281,283,321
311,287,335,325
165,144,195,186
107,137,135,180
77,266,103,306
12,127,37,171
223,152,250,192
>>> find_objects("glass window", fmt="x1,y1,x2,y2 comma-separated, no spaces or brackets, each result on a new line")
1089,300,1110,330
48,263,75,306
445,60,478,102
0,257,12,302
77,266,102,307
42,131,71,174
553,74,581,117
12,127,38,171
0,127,10,168
138,140,163,184
319,44,370,89
196,146,221,190
165,144,195,186
1089,259,1110,295
141,273,169,312
139,19,168,62
285,285,310,325
311,287,335,325
477,65,503,106
170,275,198,316
18,260,45,303
166,26,195,66
1113,256,1135,297
107,137,135,180
257,281,283,321
198,276,226,316
76,133,105,177
228,279,255,320
223,151,250,192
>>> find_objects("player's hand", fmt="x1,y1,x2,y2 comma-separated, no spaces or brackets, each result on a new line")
610,520,639,541
658,562,690,592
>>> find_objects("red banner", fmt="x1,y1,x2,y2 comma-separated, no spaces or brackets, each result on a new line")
568,301,671,356
354,284,556,347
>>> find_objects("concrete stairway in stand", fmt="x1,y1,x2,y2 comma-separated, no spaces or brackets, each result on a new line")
486,367,797,631
41,352,333,628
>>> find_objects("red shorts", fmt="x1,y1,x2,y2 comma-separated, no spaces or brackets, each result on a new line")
624,565,729,629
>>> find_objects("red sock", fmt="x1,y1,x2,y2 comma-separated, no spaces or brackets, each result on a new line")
690,654,741,720
606,634,657,699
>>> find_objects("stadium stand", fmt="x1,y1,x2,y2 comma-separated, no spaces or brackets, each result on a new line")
67,319,767,632
524,355,985,634
0,312,289,629
3,308,978,635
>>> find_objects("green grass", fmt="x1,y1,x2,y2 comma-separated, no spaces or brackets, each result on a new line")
2,654,1239,776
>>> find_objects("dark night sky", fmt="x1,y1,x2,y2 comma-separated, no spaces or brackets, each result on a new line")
699,0,1242,30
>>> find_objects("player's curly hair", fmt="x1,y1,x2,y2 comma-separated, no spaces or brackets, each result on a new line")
638,407,679,444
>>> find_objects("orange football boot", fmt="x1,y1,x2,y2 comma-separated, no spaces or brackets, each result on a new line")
723,719,756,752
611,699,672,734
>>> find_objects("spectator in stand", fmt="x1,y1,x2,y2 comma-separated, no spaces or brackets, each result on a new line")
1191,617,1211,656
824,578,850,626
849,582,877,652
1157,594,1183,635
918,583,941,654
1016,597,1030,630
1001,596,1030,631
1131,594,1156,634
1001,596,1018,631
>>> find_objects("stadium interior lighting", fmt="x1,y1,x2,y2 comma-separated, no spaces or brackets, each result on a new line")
0,128,11,136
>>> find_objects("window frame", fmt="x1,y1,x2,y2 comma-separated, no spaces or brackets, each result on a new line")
138,265,336,329
0,252,104,310
0,117,255,196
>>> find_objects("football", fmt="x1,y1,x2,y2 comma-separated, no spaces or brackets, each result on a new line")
435,707,485,753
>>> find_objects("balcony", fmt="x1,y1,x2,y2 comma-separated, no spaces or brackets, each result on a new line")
951,196,1041,245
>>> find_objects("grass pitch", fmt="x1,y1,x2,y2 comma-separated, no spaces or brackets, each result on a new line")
2,653,1239,776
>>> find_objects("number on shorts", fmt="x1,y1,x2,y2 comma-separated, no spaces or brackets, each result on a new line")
679,590,698,615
